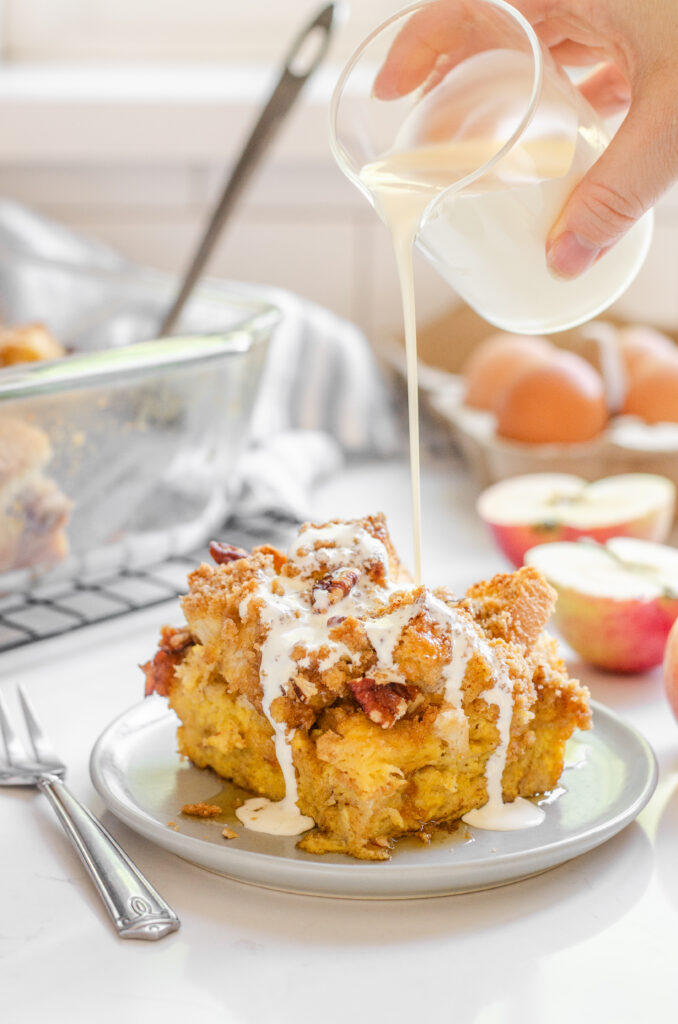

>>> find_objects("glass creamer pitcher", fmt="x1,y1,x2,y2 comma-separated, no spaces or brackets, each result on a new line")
329,0,653,334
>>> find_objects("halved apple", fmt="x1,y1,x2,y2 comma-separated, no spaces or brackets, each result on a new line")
478,473,675,568
662,619,678,722
525,537,678,672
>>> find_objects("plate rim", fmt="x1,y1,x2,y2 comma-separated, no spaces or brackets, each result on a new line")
89,697,658,897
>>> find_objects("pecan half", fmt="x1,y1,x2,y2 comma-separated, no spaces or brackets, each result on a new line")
347,677,419,729
141,625,195,697
312,567,360,611
209,540,249,564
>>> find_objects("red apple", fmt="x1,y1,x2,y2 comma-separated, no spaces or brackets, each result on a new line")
663,619,678,721
478,472,675,568
525,537,678,672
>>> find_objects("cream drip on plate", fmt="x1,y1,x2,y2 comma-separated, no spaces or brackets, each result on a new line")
235,521,544,837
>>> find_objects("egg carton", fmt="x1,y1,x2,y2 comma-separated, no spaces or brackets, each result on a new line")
427,372,678,491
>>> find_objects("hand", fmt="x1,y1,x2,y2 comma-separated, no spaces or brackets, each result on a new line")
374,0,678,279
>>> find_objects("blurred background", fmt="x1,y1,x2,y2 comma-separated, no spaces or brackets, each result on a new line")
1,0,677,361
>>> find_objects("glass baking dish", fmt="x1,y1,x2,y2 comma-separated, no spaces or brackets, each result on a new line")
0,261,279,593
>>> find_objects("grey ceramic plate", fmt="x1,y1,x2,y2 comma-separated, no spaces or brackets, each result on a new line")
90,696,657,899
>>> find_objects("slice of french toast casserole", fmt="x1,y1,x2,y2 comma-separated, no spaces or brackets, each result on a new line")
143,514,590,860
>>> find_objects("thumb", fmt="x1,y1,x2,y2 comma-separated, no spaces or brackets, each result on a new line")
546,85,677,279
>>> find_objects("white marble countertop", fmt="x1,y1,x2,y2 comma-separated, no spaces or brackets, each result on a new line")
2,456,678,1024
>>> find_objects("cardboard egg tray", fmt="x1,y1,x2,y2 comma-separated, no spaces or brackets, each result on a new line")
386,301,678,492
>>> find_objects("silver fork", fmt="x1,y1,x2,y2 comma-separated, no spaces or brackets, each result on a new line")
0,687,180,941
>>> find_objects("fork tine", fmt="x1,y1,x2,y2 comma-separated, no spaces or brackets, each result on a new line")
0,692,30,765
17,687,61,765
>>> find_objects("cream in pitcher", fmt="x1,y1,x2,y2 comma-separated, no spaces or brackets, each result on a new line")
331,4,653,575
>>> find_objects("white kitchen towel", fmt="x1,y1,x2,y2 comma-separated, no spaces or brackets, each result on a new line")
244,283,401,457
229,429,344,531
225,283,402,528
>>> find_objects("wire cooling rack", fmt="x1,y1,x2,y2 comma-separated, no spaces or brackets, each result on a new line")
0,552,202,654
0,520,298,655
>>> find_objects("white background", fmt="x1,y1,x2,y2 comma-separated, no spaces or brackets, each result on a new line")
2,1,397,63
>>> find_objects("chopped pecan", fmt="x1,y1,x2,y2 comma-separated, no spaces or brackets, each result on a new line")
327,615,346,628
164,627,192,652
209,540,249,564
141,625,195,697
292,676,318,702
312,567,360,611
347,677,419,729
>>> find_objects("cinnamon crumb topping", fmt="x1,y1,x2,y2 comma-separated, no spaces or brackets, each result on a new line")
181,802,222,818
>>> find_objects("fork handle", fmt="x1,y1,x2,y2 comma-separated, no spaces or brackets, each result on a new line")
37,775,180,940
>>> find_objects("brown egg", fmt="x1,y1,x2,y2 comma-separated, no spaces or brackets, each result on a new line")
618,325,676,380
463,333,553,411
496,351,608,444
622,353,678,423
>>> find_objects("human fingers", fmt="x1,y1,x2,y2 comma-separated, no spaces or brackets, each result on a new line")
546,79,677,278
373,0,533,100
547,39,611,66
577,63,631,117
373,3,466,100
